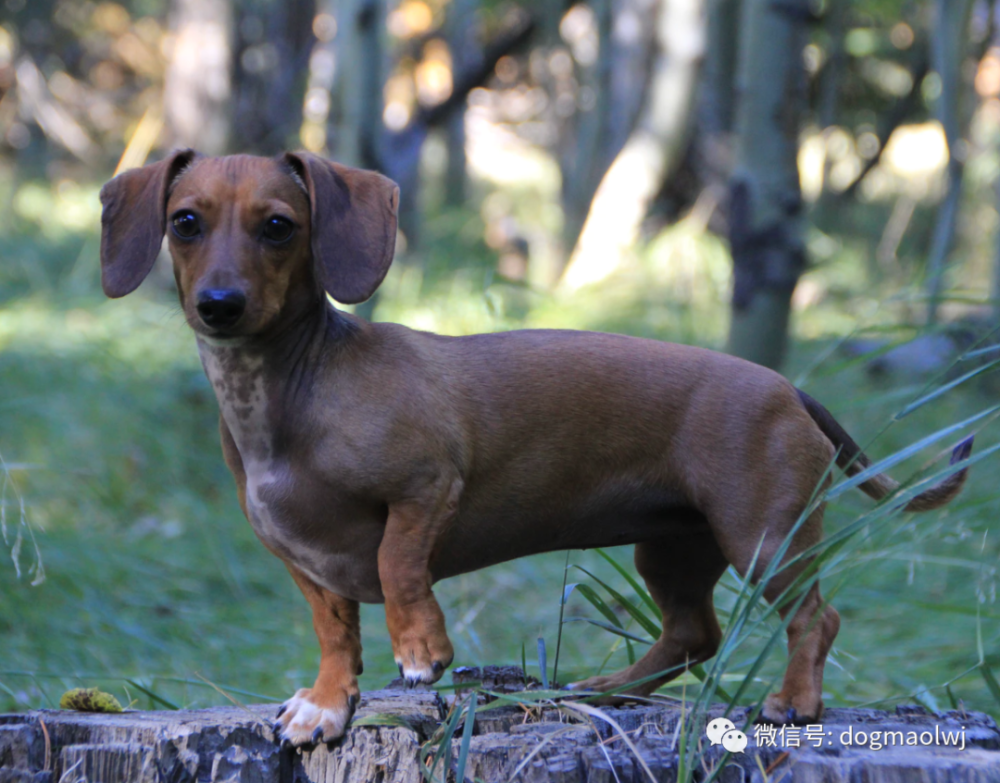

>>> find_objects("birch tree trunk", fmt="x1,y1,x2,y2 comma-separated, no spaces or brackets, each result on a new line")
725,0,809,370
560,0,705,292
551,0,657,282
443,0,479,207
329,0,385,170
231,0,316,154
163,0,233,155
925,0,974,325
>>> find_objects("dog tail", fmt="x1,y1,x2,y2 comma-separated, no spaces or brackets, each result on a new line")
796,389,973,512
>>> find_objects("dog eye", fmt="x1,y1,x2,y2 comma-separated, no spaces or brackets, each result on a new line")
262,217,294,243
171,211,200,239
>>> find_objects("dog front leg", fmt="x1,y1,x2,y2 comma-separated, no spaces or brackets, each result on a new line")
273,564,362,746
379,481,461,686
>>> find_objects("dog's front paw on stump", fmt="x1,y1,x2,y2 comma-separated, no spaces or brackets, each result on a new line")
273,686,359,747
756,692,821,726
387,605,454,686
393,631,454,686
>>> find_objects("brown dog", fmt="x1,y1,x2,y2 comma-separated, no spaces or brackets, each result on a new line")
99,151,972,746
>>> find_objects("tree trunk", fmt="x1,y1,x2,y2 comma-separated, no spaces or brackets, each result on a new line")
725,0,809,370
329,0,385,170
443,0,479,208
559,0,705,292
550,0,656,283
701,0,739,138
231,0,316,155
925,0,974,325
163,0,233,155
326,0,388,320
2,681,998,782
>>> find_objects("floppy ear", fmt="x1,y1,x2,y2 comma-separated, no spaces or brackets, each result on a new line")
284,152,399,304
99,149,197,298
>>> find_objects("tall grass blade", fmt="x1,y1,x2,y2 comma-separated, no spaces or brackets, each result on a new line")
566,583,627,630
572,566,661,637
353,714,417,730
594,548,661,621
422,698,465,783
981,664,1000,707
895,359,1000,419
563,617,652,644
826,405,998,500
537,637,549,689
453,695,476,783
553,550,571,687
124,679,178,710
561,702,658,783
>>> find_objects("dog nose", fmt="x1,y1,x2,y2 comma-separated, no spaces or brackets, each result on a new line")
196,289,246,329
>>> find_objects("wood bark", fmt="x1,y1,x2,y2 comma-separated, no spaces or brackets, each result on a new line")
925,0,975,325
442,0,479,208
725,0,810,371
163,0,234,155
555,0,657,282
2,670,998,783
231,0,317,154
560,0,705,292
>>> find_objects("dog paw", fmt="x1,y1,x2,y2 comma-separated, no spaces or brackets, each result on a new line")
393,635,454,686
272,687,359,747
565,675,633,705
755,693,820,725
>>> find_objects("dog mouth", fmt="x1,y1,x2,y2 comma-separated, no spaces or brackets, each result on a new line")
188,312,252,343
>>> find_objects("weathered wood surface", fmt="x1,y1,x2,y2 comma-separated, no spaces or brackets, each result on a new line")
2,668,998,783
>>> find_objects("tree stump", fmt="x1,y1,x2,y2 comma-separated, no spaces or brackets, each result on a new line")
2,668,998,782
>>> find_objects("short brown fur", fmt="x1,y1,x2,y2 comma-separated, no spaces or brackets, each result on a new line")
99,152,973,745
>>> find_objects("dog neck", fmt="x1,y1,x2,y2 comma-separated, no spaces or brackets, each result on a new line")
195,300,349,463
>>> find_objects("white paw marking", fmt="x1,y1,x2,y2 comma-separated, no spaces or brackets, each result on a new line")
276,693,352,745
401,664,436,683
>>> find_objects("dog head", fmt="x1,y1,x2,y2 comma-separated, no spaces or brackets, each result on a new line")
99,151,399,338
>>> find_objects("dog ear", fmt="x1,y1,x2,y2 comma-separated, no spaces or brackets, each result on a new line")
284,152,399,304
99,149,197,298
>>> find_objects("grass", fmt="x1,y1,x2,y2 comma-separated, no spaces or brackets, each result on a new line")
1,217,998,737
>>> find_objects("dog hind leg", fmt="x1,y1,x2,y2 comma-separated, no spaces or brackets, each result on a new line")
569,524,728,699
710,501,840,724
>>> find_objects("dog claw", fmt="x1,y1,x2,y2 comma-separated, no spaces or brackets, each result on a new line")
281,738,293,751
312,726,324,745
275,704,287,719
348,694,358,712
272,721,284,737
397,663,404,677
786,708,798,724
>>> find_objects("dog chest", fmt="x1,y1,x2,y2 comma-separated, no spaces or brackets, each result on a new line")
199,339,385,602
243,463,386,602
